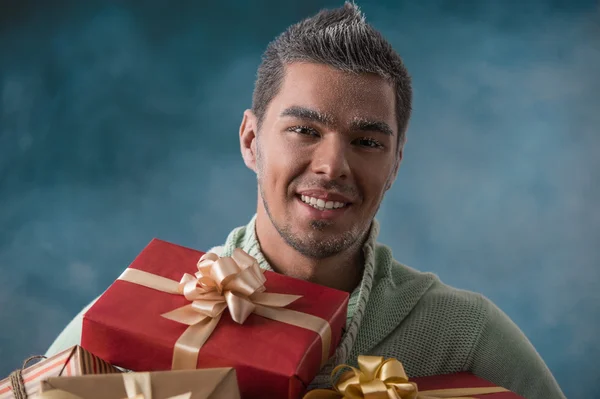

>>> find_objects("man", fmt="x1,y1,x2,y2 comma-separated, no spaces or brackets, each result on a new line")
46,3,565,398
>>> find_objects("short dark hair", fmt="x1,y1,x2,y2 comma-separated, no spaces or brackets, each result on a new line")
252,1,412,149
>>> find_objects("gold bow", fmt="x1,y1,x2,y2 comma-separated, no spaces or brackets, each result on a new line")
303,356,509,399
161,249,301,327
35,373,191,399
160,249,302,369
118,248,333,370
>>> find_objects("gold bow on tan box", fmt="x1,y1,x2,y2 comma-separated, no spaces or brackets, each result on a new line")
36,369,240,399
303,356,510,399
118,248,333,370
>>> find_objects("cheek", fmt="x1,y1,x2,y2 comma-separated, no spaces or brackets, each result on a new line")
366,177,388,202
268,140,307,174
353,160,393,202
259,142,301,190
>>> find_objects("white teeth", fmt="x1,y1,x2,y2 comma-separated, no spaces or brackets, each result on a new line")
300,195,347,211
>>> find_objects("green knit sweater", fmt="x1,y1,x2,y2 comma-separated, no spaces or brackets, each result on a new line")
46,216,565,399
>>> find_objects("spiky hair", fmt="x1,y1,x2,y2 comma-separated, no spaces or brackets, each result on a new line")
252,1,412,148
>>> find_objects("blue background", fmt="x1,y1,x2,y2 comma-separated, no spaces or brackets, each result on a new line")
1,1,598,398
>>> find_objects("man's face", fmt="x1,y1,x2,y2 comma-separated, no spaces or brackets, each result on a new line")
249,63,401,259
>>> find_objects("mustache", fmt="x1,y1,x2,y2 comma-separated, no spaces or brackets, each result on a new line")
295,179,359,198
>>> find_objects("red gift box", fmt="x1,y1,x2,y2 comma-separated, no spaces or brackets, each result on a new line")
303,356,522,399
82,238,349,399
412,372,525,398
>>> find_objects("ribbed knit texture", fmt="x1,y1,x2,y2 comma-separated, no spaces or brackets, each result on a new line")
45,215,566,399
217,215,376,389
216,215,566,399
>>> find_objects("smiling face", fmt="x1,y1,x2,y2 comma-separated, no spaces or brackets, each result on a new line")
242,62,401,259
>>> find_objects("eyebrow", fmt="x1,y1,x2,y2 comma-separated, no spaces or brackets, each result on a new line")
280,105,394,136
350,118,394,137
280,106,335,126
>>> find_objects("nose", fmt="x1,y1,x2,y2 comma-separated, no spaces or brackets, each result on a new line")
311,135,350,180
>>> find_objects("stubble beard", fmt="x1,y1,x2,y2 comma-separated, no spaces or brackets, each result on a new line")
259,180,362,259
255,151,363,259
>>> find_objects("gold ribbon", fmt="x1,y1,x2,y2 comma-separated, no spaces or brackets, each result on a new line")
303,356,510,399
118,248,333,370
35,373,191,399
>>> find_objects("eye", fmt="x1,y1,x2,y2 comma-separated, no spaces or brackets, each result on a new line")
287,126,319,137
355,137,384,149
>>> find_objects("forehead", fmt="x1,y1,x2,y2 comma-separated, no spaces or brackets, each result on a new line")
268,62,397,130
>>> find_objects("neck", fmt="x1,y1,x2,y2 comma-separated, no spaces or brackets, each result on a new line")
254,209,366,293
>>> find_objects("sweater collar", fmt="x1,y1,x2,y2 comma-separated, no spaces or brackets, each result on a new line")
224,214,381,280
219,214,381,366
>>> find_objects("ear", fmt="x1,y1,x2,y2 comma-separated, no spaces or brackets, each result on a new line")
240,109,258,173
385,145,403,191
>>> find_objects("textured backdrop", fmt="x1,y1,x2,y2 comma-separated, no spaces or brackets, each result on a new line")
1,1,598,398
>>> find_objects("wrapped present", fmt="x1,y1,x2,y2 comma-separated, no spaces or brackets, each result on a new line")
37,368,240,399
303,356,523,398
411,373,524,399
0,346,119,399
81,239,349,399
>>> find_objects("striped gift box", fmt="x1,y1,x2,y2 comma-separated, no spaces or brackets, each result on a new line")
0,346,119,399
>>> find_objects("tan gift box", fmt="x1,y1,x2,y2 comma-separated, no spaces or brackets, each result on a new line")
37,368,240,399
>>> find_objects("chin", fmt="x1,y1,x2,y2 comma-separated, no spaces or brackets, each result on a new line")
308,219,336,231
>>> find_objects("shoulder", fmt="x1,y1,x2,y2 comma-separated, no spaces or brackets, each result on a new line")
44,225,241,357
377,242,491,320
391,260,493,332
206,245,224,256
45,296,99,356
373,250,565,397
375,242,495,343
367,242,493,338
364,244,499,375
419,277,493,321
